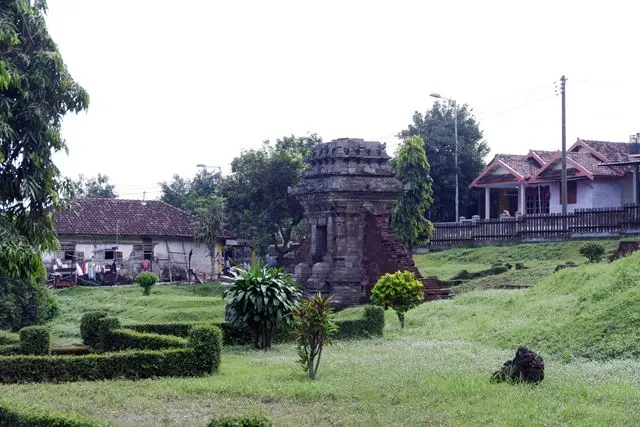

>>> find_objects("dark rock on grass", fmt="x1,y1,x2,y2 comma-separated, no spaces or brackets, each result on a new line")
491,347,544,384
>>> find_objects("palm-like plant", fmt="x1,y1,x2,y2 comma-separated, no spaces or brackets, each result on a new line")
223,263,301,350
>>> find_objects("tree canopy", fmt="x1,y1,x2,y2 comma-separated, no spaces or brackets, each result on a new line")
392,136,433,251
398,102,489,222
72,173,117,199
160,168,222,214
222,134,321,256
0,0,88,328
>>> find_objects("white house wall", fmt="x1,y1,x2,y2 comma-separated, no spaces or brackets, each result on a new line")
549,180,623,213
43,236,212,281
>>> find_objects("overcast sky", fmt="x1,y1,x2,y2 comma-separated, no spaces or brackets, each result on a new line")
46,0,639,199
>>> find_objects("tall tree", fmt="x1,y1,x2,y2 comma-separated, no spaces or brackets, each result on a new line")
399,102,489,222
0,0,89,328
222,134,321,257
72,173,117,199
194,193,227,259
392,136,433,251
159,169,222,213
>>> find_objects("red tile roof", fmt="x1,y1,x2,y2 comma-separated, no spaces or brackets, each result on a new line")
568,152,620,176
55,199,196,238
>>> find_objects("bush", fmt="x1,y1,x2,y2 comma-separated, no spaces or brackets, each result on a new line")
0,277,58,331
0,345,20,356
370,271,424,329
135,272,159,296
0,330,18,346
19,326,50,355
80,311,107,348
101,329,187,352
188,325,223,374
223,264,301,349
0,401,101,426
515,262,526,270
293,293,338,380
0,349,198,384
126,322,252,346
580,243,605,263
208,414,273,427
334,306,385,339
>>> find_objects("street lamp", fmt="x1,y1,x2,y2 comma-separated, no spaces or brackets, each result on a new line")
430,92,459,221
196,164,222,174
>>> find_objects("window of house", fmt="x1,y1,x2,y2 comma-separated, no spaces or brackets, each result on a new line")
133,242,154,260
60,242,76,261
104,250,123,260
559,181,578,205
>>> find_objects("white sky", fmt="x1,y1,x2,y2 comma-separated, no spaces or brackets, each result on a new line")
46,0,640,199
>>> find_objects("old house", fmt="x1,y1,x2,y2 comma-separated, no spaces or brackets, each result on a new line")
469,138,639,218
43,198,217,283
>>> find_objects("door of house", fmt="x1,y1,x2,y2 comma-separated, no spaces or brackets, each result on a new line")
526,186,550,214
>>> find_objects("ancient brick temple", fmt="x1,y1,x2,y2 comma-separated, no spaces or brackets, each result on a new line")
290,138,449,306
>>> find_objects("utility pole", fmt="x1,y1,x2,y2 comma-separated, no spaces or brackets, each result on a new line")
454,101,459,222
560,75,568,216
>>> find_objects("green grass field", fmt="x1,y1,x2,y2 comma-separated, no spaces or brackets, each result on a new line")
2,241,640,426
414,240,620,292
47,283,228,345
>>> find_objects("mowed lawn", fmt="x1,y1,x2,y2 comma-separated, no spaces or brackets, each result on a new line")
3,243,640,425
47,283,228,345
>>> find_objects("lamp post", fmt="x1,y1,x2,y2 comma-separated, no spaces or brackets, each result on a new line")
196,164,222,174
430,92,459,221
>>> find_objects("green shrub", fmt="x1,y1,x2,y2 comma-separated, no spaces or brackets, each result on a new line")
19,326,50,355
135,272,160,296
0,345,20,356
102,329,187,352
0,349,199,384
515,262,526,270
188,325,222,374
223,264,301,349
334,306,385,339
0,330,18,346
126,322,252,346
0,401,102,426
370,270,424,329
95,317,121,350
580,242,606,263
0,278,58,331
293,293,338,380
80,311,107,348
208,414,273,427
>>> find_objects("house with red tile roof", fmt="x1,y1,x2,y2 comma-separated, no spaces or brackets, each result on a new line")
42,198,222,283
469,138,638,218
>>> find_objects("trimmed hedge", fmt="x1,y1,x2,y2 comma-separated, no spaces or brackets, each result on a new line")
0,345,20,356
19,326,50,355
208,414,273,427
0,325,223,384
0,401,101,426
335,306,385,339
127,322,251,346
80,311,107,348
0,331,18,346
101,329,187,352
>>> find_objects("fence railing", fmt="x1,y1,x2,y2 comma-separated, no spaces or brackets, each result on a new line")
431,205,640,249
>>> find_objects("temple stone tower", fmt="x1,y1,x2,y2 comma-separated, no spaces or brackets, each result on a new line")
290,138,448,306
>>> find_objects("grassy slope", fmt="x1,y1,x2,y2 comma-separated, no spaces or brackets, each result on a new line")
414,240,620,291
47,283,227,345
2,243,640,425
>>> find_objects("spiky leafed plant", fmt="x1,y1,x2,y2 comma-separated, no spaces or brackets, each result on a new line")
223,263,301,350
292,292,339,380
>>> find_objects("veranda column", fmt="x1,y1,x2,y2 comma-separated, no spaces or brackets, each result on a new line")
484,187,490,219
519,184,526,215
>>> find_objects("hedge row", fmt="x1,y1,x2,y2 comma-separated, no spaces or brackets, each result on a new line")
0,345,19,356
0,401,102,427
208,414,273,427
127,322,252,346
0,331,18,346
126,305,385,344
0,325,222,384
335,306,385,339
101,329,187,352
